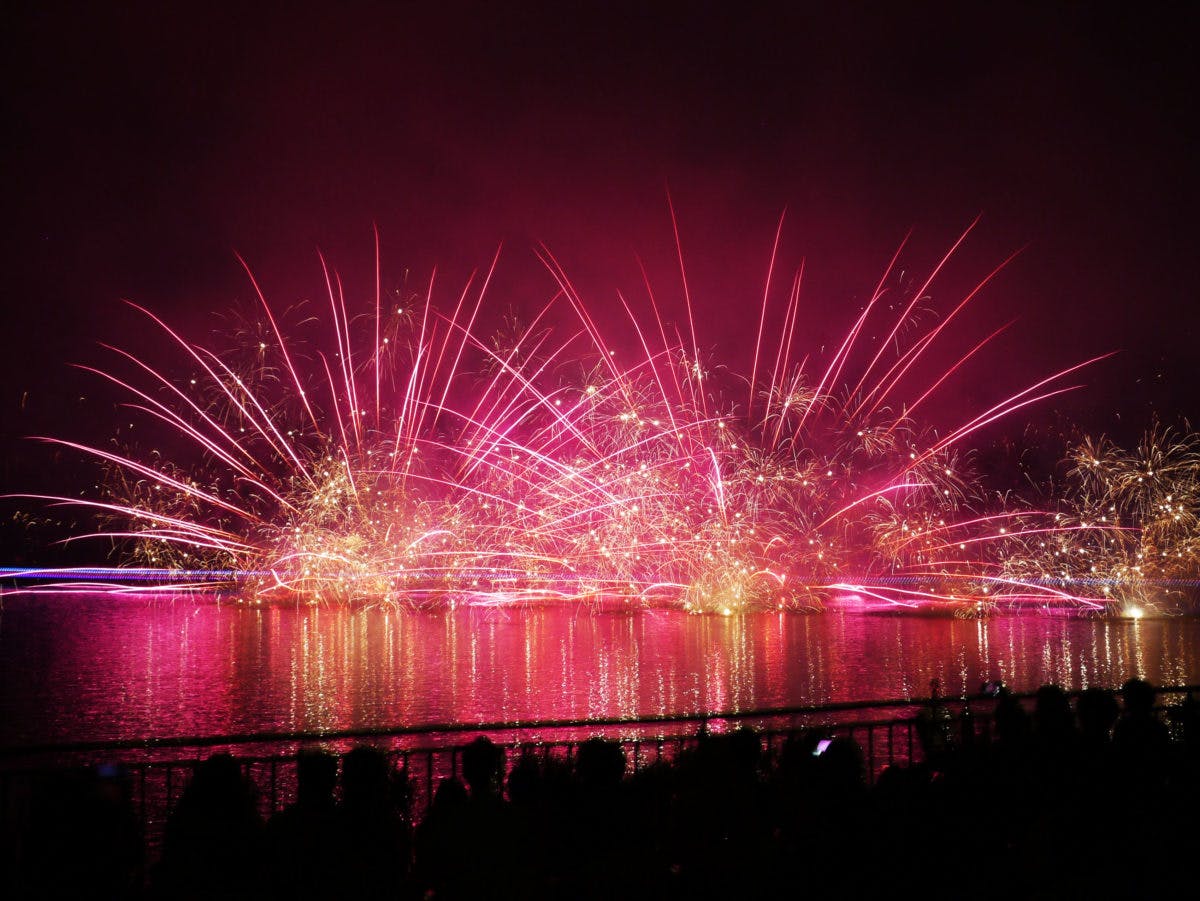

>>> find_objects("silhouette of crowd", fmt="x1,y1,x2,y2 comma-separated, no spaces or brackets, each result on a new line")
6,678,1199,899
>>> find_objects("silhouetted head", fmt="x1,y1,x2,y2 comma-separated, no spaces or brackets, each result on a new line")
341,746,390,807
188,753,249,809
1077,687,1119,740
817,737,865,795
461,737,505,796
295,749,338,805
1122,678,1157,716
873,763,924,804
430,776,468,812
994,690,1031,743
506,752,541,807
575,738,626,790
729,727,762,776
1035,684,1073,738
776,730,823,780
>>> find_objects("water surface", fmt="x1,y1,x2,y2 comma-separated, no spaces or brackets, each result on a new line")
2,593,1198,747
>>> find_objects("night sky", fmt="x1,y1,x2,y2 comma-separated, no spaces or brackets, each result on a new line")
3,2,1197,560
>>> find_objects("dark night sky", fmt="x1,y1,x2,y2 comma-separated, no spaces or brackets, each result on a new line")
2,2,1197,555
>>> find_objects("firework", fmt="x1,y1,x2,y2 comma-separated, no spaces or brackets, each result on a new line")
17,220,1196,613
994,421,1200,610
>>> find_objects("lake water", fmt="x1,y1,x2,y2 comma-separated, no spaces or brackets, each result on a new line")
2,592,1199,748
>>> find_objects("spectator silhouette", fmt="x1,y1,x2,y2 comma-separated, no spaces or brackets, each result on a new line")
265,749,339,900
575,736,625,792
1074,685,1120,800
505,751,577,897
1031,684,1078,795
413,777,469,899
991,687,1032,756
1076,686,1119,748
17,678,1200,900
335,746,410,899
446,737,519,899
818,735,866,799
16,765,141,900
506,750,542,810
569,738,631,898
1112,680,1173,895
1033,685,1075,746
156,753,264,899
806,736,867,891
461,736,506,801
1114,678,1170,767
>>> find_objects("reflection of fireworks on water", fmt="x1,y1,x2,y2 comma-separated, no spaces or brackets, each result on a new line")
19,221,1200,613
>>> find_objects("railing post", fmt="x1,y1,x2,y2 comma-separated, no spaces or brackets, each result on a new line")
425,750,433,809
139,765,147,830
867,725,875,783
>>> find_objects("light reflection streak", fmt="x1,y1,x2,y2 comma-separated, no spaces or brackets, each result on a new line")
5,595,1200,749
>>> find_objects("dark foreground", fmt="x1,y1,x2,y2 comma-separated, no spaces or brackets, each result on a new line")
6,679,1199,900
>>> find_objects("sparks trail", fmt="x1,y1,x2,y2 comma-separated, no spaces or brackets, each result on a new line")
16,220,1198,613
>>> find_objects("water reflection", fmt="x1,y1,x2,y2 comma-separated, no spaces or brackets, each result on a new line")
2,594,1200,746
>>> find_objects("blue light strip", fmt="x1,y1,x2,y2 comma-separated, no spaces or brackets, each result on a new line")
2,566,1198,588
0,566,261,582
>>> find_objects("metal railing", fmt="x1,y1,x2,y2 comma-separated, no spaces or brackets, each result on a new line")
3,684,1197,876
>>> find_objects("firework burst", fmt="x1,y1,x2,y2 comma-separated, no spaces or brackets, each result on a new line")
19,219,1193,614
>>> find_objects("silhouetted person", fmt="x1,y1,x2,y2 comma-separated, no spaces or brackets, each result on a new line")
16,765,142,900
1030,684,1079,801
504,752,550,892
1108,680,1174,896
805,736,868,891
156,753,264,899
265,750,339,900
335,746,410,899
862,763,932,894
1077,686,1120,747
991,688,1032,752
413,777,468,898
700,729,772,894
461,736,506,801
506,751,542,810
505,751,576,897
568,738,631,898
971,690,1036,886
815,735,866,803
1114,678,1170,768
574,736,625,793
728,725,763,781
436,737,518,899
771,730,826,845
1034,685,1074,745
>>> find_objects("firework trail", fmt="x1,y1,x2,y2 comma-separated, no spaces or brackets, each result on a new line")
15,220,1195,613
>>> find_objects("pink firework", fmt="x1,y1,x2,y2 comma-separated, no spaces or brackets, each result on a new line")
20,219,1154,614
